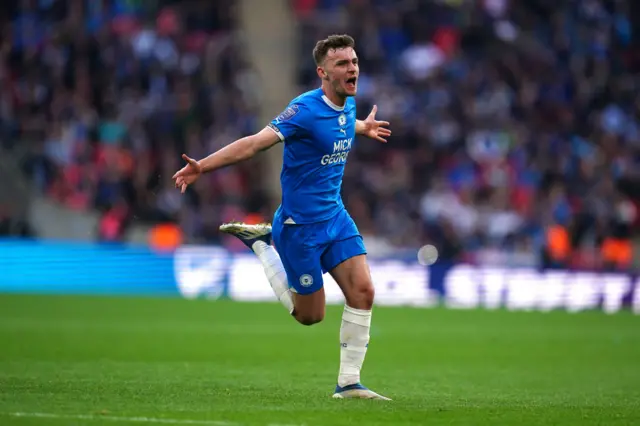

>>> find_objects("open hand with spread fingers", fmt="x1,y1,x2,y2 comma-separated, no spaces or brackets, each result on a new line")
172,154,202,193
359,105,391,143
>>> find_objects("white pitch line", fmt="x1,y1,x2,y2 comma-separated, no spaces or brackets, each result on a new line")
6,412,306,426
8,412,237,426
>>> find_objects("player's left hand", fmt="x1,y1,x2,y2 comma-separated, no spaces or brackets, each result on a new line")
362,105,391,143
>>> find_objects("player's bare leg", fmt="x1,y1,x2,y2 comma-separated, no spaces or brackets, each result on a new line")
292,289,325,325
219,222,326,326
329,254,391,400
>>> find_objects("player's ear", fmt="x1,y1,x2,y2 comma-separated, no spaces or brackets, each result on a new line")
317,66,329,80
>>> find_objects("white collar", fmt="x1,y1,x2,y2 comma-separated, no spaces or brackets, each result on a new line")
321,94,345,111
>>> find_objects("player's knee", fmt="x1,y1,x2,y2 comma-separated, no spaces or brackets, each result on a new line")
294,310,325,326
291,291,325,325
293,307,324,325
359,282,375,309
347,281,375,310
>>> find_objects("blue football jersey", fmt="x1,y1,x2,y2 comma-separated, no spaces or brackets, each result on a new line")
268,88,356,224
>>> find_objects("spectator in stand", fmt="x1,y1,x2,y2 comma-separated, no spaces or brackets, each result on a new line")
295,0,640,268
3,0,640,269
4,0,265,249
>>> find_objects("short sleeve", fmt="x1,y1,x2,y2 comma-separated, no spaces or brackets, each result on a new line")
267,102,310,142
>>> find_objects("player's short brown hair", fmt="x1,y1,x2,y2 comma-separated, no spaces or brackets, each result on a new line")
313,34,355,65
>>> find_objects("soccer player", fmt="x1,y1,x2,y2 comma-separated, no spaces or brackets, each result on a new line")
172,35,392,400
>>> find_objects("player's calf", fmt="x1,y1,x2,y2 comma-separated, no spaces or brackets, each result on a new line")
220,221,295,314
328,254,390,399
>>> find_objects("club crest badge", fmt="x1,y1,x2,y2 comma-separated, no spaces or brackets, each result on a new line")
299,274,314,287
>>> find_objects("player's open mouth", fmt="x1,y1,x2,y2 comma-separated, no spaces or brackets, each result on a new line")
345,77,357,90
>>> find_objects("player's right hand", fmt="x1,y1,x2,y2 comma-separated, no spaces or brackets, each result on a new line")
172,154,202,193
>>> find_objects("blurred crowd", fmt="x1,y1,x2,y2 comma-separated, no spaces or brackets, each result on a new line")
295,0,640,269
2,0,639,270
1,0,265,245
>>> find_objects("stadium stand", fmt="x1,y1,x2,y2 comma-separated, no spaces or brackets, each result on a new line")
2,0,639,269
2,0,266,248
294,0,640,268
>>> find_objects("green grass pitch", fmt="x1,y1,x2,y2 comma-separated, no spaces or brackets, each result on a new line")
1,294,639,426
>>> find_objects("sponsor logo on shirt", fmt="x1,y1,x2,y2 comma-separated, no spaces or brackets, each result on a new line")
321,138,352,165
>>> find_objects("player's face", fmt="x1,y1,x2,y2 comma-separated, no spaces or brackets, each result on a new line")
320,47,359,97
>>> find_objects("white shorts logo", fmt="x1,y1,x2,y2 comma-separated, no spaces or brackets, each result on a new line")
299,274,314,287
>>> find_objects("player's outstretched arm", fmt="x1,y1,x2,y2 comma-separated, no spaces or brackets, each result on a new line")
172,127,280,193
355,105,391,143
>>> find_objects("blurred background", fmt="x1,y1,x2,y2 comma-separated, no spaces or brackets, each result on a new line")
1,0,639,276
2,3,640,422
